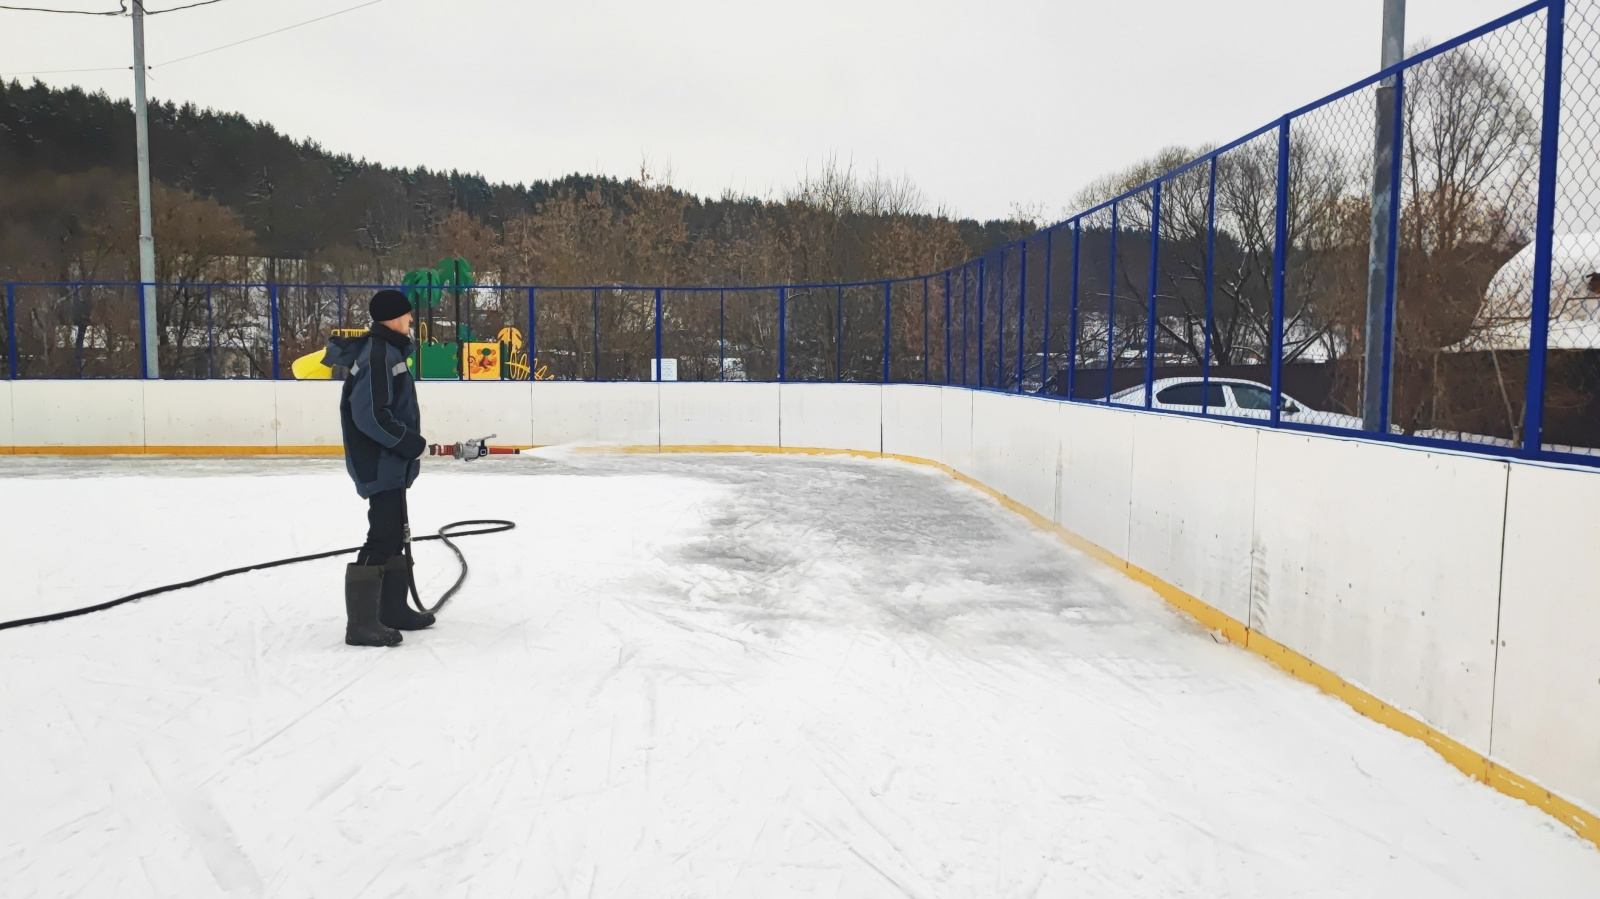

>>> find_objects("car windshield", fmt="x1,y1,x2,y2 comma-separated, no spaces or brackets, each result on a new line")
1110,385,1143,400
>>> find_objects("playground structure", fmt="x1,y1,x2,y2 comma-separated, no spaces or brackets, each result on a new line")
288,258,547,382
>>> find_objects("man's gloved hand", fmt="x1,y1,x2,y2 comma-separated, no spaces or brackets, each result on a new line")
398,431,427,460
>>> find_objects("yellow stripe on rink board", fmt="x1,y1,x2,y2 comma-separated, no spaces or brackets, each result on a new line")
1,439,1594,847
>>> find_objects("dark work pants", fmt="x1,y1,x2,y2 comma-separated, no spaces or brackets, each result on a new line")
357,488,407,566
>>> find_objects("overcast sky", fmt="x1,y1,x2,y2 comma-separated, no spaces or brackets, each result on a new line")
1,0,1534,222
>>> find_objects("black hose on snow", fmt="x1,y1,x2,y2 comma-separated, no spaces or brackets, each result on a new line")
0,519,516,633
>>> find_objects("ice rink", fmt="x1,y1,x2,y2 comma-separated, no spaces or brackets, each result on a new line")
2,452,1597,897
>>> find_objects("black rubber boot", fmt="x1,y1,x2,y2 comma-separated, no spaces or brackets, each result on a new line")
345,563,402,647
379,555,435,631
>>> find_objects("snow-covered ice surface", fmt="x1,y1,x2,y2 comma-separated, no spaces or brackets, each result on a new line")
2,452,1597,898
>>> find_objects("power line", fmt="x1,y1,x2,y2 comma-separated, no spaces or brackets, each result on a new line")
153,0,393,68
0,2,123,14
144,0,234,14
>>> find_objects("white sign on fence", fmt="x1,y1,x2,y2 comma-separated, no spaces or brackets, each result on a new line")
651,358,679,381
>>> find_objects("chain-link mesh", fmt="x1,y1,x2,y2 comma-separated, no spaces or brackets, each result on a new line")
1544,0,1600,454
1,1,1589,463
1277,85,1381,430
887,279,925,383
1041,224,1075,396
1072,207,1114,399
10,284,142,377
1392,11,1545,450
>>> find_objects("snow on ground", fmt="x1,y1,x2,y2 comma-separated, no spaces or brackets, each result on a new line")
1,452,1596,898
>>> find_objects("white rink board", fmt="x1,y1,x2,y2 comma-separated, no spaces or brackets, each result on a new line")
1127,414,1259,625
5,379,1600,829
779,383,881,453
418,381,535,448
531,381,660,447
1491,464,1600,814
970,392,1060,521
0,381,12,448
12,380,144,448
144,381,277,448
1251,431,1507,754
658,382,779,447
881,385,943,461
940,387,974,474
1056,402,1135,559
272,381,342,447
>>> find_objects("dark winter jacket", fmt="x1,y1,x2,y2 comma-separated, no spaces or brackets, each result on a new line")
324,326,426,498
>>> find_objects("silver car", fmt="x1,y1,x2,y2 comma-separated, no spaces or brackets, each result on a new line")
1108,377,1364,430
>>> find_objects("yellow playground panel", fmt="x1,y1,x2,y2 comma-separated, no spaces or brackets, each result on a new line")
290,327,548,381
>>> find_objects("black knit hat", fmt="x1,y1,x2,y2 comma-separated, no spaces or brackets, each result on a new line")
369,289,412,323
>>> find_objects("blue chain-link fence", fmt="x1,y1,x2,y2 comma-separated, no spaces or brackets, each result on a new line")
3,0,1598,466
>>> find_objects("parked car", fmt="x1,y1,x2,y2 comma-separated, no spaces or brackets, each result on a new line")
1108,377,1364,430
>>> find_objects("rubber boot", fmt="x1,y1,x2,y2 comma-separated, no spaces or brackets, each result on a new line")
345,563,402,647
379,555,435,631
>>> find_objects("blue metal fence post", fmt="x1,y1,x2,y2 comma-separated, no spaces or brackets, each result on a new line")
1144,182,1162,408
6,283,16,379
137,283,148,379
1270,118,1290,425
944,270,952,385
269,283,280,380
1042,230,1053,394
977,258,987,389
719,289,726,381
882,281,892,383
1524,0,1566,455
206,285,215,378
922,277,930,384
996,249,1006,389
778,286,788,382
1017,242,1028,393
534,286,547,374
953,262,966,380
836,285,843,381
1106,203,1119,401
653,287,663,382
1203,158,1217,414
591,288,600,381
1378,71,1405,432
1068,220,1081,401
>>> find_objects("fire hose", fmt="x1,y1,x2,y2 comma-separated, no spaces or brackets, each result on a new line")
0,438,519,633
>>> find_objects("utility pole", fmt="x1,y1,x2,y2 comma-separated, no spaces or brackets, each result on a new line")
1362,0,1404,430
132,0,159,378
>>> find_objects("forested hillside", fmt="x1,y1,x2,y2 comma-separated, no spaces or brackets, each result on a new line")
0,78,1032,286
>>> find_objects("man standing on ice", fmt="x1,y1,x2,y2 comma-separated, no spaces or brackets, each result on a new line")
322,289,435,647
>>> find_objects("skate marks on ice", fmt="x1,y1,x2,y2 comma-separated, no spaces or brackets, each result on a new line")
0,453,1597,896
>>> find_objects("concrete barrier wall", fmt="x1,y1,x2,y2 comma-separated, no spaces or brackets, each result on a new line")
418,382,536,449
531,382,659,447
1252,431,1509,754
881,385,943,462
145,381,278,449
1492,464,1600,814
779,384,882,454
3,379,1595,832
659,382,779,447
1057,402,1136,560
1127,413,1259,627
12,380,145,448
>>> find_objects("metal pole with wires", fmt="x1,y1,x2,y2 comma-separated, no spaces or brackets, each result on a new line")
132,0,159,378
1362,0,1405,431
